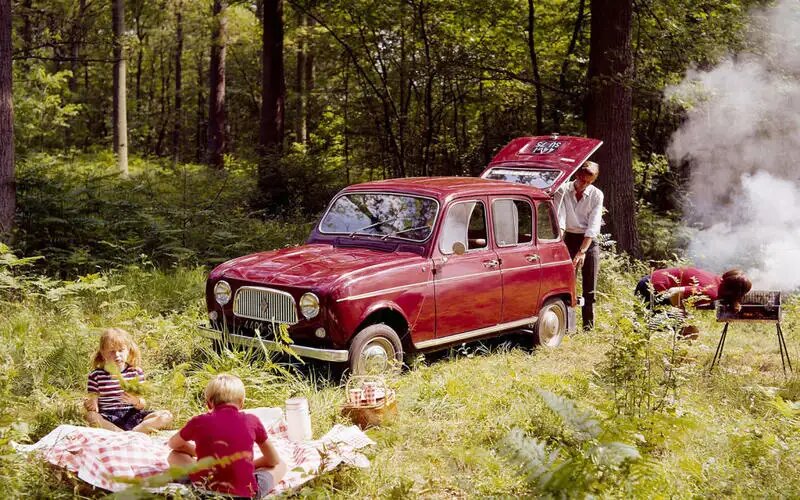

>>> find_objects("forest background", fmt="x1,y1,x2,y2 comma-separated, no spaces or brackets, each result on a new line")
1,0,765,270
3,0,800,498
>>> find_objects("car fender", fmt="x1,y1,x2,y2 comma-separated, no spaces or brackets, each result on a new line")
351,299,411,339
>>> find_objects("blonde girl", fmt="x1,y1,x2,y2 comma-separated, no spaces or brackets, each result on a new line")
84,328,173,433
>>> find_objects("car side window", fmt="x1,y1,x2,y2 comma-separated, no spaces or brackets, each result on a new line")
492,199,533,246
536,202,559,241
439,201,488,254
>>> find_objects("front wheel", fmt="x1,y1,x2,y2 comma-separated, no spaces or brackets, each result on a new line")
348,324,404,375
534,298,568,348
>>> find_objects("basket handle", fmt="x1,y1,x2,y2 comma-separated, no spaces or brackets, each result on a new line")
345,374,389,392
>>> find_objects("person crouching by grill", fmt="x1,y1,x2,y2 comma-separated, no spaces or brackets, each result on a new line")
634,268,752,338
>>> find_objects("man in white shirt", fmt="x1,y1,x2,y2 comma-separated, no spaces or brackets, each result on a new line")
554,161,604,330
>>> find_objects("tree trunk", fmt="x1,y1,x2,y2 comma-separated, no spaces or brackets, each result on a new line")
0,0,15,236
196,48,205,162
343,56,350,185
19,0,32,68
586,0,639,256
112,0,129,176
257,0,286,210
527,0,543,134
295,11,307,144
304,16,315,136
173,2,183,163
555,0,586,131
417,1,434,177
69,0,87,93
207,0,227,169
261,0,285,153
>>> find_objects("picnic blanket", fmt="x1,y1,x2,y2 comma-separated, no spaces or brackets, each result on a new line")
13,407,374,494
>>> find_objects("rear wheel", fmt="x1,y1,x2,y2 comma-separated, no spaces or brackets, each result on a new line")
348,324,404,375
534,298,567,347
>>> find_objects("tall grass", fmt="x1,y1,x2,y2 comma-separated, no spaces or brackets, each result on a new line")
2,155,800,497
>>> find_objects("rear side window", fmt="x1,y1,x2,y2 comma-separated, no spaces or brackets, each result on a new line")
492,199,533,246
537,202,559,241
439,201,488,254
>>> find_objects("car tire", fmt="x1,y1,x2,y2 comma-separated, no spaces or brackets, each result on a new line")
348,324,404,375
534,298,568,348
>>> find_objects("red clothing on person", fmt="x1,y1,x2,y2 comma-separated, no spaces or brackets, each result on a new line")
179,403,268,498
650,267,722,306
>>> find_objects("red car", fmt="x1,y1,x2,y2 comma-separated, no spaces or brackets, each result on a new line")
200,135,601,374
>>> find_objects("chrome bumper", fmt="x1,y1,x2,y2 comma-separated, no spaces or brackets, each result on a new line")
198,325,349,363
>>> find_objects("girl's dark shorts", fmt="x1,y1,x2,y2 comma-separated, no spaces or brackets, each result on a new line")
100,407,152,430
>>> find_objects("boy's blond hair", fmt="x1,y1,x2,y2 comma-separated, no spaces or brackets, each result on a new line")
92,328,142,369
204,374,246,406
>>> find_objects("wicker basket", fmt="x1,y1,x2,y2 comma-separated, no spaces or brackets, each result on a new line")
340,375,397,429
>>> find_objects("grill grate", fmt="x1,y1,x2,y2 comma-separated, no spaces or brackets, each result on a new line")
716,290,781,323
711,289,792,375
233,286,298,325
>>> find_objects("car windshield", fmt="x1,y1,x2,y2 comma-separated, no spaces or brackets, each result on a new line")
483,167,561,189
319,192,439,242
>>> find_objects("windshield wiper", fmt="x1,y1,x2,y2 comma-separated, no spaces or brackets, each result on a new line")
381,225,431,240
348,218,396,238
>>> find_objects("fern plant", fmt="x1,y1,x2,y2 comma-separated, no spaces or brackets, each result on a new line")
597,291,690,417
503,390,646,497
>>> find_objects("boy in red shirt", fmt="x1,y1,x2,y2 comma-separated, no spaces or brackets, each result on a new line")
168,374,287,498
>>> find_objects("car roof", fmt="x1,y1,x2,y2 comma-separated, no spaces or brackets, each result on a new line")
342,176,550,200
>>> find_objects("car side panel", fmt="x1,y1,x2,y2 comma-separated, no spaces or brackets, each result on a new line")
536,241,576,307
329,260,436,347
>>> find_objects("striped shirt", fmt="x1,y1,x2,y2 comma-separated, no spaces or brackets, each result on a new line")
87,366,145,413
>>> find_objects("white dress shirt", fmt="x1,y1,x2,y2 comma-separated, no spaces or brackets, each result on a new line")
554,181,604,238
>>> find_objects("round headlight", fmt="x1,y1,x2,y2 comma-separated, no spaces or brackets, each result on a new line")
214,280,232,306
299,292,320,319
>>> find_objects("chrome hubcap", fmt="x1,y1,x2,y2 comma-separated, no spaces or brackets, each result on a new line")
539,305,565,346
360,338,395,374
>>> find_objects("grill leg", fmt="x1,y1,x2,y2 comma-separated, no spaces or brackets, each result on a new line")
776,323,793,375
709,322,729,372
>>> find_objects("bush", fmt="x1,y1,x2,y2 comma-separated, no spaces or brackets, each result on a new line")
15,153,313,276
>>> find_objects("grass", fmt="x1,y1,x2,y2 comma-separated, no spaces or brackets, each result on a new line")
1,250,800,498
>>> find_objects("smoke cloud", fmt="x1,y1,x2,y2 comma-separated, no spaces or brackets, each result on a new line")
665,0,800,291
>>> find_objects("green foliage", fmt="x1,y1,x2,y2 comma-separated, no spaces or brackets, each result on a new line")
503,389,648,497
15,153,312,275
12,63,81,154
636,203,686,263
2,253,800,496
597,285,690,417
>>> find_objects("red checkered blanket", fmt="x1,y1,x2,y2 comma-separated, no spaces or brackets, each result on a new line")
14,409,374,494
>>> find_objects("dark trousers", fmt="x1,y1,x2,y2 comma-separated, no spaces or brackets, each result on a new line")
634,275,671,308
564,232,599,329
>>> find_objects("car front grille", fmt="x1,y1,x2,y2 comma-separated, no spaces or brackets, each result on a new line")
233,286,299,325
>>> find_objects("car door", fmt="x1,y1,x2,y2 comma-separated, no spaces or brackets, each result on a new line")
490,196,543,323
534,200,574,299
433,197,503,338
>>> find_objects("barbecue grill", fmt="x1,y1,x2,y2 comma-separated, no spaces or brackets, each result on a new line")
710,290,792,374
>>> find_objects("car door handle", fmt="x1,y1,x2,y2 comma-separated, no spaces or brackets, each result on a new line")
525,254,540,262
483,259,500,268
